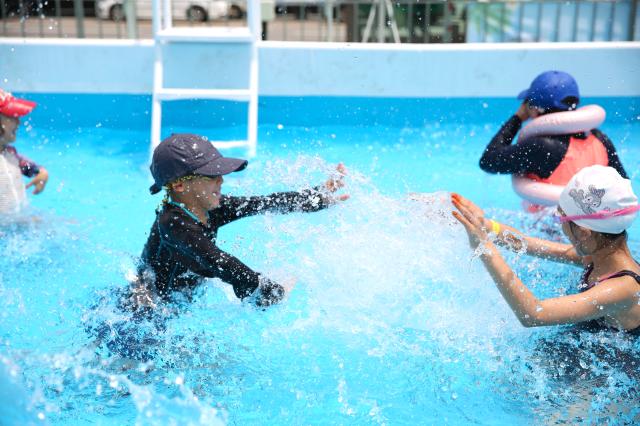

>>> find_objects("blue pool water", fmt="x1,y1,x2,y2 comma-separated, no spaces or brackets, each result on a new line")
1,96,639,424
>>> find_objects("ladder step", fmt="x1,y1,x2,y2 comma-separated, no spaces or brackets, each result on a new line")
156,27,254,43
211,140,251,149
156,88,251,101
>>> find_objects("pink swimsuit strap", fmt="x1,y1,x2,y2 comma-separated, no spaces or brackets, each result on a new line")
579,264,640,292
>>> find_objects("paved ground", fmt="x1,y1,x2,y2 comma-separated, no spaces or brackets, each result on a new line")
0,15,350,41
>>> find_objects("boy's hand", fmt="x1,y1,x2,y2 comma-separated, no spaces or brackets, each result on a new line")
26,167,48,194
281,277,296,293
324,163,350,203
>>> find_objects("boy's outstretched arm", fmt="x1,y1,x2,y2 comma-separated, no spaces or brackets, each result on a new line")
212,163,350,225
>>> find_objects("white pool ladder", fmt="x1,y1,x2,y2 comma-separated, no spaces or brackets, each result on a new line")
150,0,260,157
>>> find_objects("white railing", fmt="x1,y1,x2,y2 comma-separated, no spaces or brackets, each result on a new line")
1,0,638,43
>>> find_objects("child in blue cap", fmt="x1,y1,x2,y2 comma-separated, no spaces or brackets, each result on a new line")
478,71,627,209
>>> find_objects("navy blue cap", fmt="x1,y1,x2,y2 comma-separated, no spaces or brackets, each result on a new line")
517,71,580,111
149,133,247,194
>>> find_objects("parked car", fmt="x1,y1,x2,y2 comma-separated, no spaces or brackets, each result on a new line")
95,0,245,21
2,0,97,17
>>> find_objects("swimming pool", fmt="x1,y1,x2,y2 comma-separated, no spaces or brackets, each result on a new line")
1,95,639,424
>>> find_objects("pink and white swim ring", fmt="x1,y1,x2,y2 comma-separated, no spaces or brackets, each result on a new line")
511,105,606,207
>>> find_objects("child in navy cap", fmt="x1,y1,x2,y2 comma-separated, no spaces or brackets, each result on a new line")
130,133,348,310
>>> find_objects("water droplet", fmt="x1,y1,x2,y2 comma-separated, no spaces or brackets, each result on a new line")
277,124,284,130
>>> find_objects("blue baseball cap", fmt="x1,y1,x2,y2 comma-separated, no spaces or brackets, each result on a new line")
517,71,580,111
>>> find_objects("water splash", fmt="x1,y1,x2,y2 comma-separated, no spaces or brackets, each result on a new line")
1,156,638,424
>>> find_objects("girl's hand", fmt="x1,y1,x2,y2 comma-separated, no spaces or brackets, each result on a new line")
451,193,491,249
26,167,48,195
452,193,487,220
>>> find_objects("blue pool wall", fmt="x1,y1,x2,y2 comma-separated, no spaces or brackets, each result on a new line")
0,40,639,98
1,40,639,132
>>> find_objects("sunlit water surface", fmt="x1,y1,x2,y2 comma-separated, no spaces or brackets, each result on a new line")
1,97,639,425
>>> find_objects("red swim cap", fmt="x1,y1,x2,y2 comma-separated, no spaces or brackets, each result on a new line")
0,90,36,117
